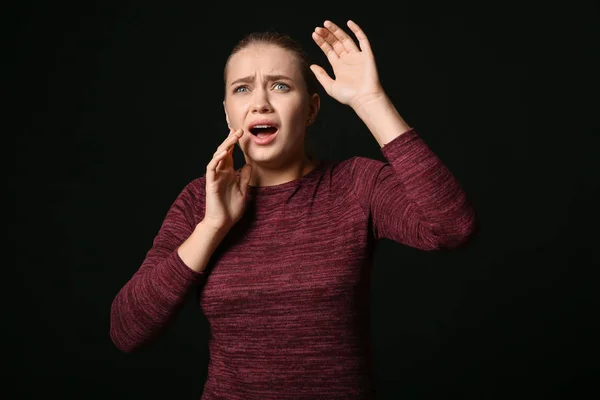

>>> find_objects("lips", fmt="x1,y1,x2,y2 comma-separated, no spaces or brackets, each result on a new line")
248,121,279,136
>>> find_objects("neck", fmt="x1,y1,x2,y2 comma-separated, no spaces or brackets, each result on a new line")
248,154,318,187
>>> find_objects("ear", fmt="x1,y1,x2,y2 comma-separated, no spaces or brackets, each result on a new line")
307,93,320,126
223,100,231,128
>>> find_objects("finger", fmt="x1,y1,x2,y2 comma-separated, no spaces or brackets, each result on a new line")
215,128,242,155
312,31,338,64
215,150,230,171
216,136,239,172
347,20,372,54
224,127,240,142
224,126,235,140
323,20,359,53
238,163,252,199
315,25,347,57
310,64,334,96
206,149,229,179
211,131,239,174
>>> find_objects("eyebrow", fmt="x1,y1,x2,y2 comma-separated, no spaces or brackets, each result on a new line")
230,74,294,86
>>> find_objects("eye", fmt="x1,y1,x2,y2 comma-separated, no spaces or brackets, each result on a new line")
233,85,249,93
273,82,290,91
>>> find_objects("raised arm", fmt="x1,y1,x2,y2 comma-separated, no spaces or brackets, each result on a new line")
351,129,477,250
312,19,477,250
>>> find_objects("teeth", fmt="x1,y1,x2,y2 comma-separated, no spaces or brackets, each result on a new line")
253,125,273,128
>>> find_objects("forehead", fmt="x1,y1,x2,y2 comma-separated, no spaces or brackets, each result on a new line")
226,44,302,82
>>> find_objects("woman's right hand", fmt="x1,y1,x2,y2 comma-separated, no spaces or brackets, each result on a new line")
203,128,253,232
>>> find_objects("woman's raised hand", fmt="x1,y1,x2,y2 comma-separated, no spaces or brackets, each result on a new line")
203,128,252,232
310,20,385,111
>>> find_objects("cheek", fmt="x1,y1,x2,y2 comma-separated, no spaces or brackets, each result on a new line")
287,102,310,124
227,101,251,124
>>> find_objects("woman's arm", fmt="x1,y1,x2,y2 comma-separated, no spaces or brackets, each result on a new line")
109,180,224,353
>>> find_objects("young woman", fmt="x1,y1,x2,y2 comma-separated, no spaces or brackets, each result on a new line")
110,19,477,399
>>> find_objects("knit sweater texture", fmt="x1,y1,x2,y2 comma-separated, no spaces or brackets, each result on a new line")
110,127,477,399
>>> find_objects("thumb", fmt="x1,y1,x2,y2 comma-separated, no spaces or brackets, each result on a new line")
239,163,252,199
310,64,334,96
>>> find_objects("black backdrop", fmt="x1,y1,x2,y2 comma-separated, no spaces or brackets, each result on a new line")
14,1,599,399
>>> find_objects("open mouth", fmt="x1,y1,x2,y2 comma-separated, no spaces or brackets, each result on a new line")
249,125,278,136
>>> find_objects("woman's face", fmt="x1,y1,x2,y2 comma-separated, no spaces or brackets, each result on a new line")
223,43,319,166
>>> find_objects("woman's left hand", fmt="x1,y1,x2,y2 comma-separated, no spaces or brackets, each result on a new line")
311,20,385,111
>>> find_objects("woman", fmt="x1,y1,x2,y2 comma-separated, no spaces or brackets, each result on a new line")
110,19,477,399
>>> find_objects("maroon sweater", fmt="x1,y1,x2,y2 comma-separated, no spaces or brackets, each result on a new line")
110,127,477,399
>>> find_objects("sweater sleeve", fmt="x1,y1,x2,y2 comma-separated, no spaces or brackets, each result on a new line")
351,128,478,250
109,180,206,353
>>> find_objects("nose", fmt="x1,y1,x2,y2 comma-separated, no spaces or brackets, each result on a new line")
250,87,273,113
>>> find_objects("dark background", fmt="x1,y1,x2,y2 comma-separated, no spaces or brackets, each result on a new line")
13,1,599,399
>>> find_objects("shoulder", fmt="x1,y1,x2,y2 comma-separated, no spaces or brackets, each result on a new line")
168,175,205,213
330,155,386,178
165,176,206,225
319,156,386,194
179,175,205,198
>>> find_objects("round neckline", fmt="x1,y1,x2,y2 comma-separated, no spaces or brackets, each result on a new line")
247,160,327,194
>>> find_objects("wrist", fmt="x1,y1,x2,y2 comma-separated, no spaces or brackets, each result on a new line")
350,89,388,114
198,219,230,239
351,91,412,148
